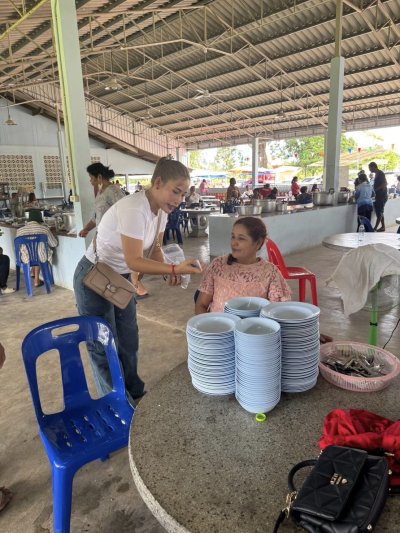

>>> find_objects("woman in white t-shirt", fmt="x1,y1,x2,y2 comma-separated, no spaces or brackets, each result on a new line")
73,157,202,403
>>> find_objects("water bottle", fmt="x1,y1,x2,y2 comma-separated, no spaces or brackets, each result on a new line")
163,243,190,289
358,224,365,242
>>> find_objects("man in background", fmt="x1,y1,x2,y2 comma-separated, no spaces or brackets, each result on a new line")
0,247,14,295
369,161,388,232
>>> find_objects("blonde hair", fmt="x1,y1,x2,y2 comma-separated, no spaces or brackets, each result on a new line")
151,156,190,185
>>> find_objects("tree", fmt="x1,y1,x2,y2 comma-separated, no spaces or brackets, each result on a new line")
209,147,241,171
187,150,208,169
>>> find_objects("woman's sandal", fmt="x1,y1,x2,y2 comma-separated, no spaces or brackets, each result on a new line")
135,292,149,300
0,487,12,512
34,280,44,287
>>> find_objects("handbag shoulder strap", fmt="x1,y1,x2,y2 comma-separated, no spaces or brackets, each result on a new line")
145,211,161,259
273,458,317,532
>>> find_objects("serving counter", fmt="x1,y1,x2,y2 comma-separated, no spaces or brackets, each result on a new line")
209,198,400,257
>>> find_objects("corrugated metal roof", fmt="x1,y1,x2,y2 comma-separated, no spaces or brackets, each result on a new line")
0,0,399,152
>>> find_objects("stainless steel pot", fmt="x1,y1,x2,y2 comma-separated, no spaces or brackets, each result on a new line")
312,191,335,206
337,191,351,204
236,205,262,216
61,212,76,231
275,201,288,212
253,199,277,213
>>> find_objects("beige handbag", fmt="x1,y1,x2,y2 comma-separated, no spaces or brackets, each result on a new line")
83,235,135,309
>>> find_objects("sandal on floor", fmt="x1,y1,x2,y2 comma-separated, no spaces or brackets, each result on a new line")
135,292,149,300
0,487,12,512
34,280,44,287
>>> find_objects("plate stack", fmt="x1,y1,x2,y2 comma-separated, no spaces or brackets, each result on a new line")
186,312,241,395
234,317,281,413
260,302,320,393
224,296,269,318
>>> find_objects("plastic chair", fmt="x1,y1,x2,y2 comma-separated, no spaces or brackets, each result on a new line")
14,234,53,296
21,316,134,533
266,239,318,306
358,216,374,232
163,207,183,245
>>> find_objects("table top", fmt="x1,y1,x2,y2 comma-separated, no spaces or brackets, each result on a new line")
323,232,400,252
129,363,400,533
181,208,212,215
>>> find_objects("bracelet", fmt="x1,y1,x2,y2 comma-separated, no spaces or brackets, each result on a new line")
171,264,177,277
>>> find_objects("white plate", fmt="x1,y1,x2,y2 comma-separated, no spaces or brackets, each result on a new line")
187,312,240,334
261,302,320,321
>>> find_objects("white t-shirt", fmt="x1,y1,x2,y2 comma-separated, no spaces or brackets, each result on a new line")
85,190,167,273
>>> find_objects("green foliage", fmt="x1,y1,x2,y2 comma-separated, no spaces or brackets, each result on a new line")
209,147,241,171
187,150,208,169
382,151,400,171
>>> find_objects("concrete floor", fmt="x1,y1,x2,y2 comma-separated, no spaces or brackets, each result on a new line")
1,229,399,533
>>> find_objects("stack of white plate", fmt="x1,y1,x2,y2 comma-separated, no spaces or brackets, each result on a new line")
224,296,269,318
186,312,241,395
234,317,281,413
260,302,320,393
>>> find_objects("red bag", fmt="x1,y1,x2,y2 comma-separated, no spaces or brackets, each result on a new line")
320,409,400,487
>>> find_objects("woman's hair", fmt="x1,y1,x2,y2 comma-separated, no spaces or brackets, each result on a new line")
227,217,267,264
311,184,318,191
358,174,368,184
151,156,190,185
229,177,236,186
28,192,36,202
300,185,308,193
86,162,115,180
292,176,298,182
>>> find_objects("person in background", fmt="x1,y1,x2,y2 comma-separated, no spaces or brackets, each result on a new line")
25,192,40,208
395,176,400,196
135,185,143,193
16,210,58,287
226,177,241,201
369,161,388,232
185,185,201,207
0,247,14,294
0,342,13,513
311,183,320,193
259,183,272,199
354,169,367,189
115,179,122,188
297,186,312,204
73,156,202,403
195,217,291,313
355,172,374,224
241,184,253,200
291,176,300,198
199,179,208,195
269,187,278,200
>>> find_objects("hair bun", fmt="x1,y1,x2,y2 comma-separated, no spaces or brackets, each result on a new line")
107,168,115,179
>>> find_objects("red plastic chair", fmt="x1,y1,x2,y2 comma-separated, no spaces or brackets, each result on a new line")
266,239,318,306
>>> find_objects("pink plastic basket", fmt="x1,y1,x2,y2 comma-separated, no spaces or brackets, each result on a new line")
319,341,400,392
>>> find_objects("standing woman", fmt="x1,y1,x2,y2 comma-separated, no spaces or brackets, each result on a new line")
291,176,300,198
74,157,202,403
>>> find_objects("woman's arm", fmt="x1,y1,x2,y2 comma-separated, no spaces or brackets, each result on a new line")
195,291,212,314
79,219,96,237
149,232,165,263
121,234,202,276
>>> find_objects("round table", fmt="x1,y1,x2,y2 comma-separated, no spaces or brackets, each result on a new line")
129,363,400,533
181,208,212,237
322,232,400,252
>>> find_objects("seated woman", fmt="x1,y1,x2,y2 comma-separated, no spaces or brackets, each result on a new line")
297,186,312,204
25,192,40,208
195,217,291,313
185,185,201,207
195,216,332,344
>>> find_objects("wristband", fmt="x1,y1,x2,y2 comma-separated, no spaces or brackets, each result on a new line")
171,264,177,277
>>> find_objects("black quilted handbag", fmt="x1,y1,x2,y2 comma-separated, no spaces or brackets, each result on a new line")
274,445,389,533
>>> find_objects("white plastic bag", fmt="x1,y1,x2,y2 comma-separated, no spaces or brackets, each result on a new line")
163,244,190,289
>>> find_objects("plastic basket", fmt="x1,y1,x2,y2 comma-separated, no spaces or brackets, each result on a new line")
319,341,400,392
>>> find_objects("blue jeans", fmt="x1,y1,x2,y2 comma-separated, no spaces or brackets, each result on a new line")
73,256,144,400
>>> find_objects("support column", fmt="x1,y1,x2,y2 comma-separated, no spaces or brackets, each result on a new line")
176,147,180,161
51,0,93,243
324,0,344,192
252,137,259,189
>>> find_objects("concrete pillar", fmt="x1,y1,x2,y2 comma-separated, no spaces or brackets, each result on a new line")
51,0,93,245
176,147,180,161
252,137,259,188
324,0,344,191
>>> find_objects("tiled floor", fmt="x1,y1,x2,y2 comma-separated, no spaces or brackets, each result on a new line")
1,229,399,532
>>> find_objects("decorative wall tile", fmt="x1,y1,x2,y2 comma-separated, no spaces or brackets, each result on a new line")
0,154,35,189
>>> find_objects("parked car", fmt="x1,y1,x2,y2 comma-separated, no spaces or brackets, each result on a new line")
301,177,323,185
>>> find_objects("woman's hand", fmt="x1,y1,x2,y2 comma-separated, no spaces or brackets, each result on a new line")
175,258,203,275
78,229,89,238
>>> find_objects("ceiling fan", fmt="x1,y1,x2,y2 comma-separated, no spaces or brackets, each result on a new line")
194,89,230,100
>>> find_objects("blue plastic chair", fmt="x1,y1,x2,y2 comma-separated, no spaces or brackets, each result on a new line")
14,234,53,296
163,207,183,245
21,316,134,533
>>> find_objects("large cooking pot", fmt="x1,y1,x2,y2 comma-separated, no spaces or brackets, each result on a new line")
61,212,76,231
312,190,335,206
337,191,351,204
236,205,262,216
252,199,277,213
275,201,288,213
